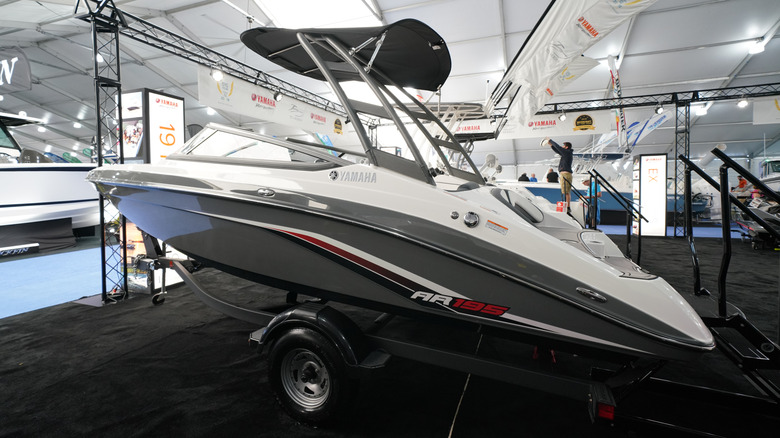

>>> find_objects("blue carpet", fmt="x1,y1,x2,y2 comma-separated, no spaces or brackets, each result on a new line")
0,247,102,319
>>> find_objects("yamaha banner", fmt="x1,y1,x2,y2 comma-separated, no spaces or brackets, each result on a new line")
0,48,32,92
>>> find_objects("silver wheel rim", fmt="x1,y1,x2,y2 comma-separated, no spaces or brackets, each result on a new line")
280,348,331,409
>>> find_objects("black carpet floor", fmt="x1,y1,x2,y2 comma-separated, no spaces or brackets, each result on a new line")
1,234,778,437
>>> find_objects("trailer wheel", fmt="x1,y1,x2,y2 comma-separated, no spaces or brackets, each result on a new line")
268,327,357,424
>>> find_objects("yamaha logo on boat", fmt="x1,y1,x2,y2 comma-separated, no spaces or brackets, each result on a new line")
329,170,338,181
339,171,377,183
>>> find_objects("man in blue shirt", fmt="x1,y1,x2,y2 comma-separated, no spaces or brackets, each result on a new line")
544,137,573,212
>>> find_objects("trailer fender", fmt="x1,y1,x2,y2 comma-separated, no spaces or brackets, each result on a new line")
250,302,379,370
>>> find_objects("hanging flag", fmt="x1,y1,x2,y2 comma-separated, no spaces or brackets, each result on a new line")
607,55,628,152
0,48,32,92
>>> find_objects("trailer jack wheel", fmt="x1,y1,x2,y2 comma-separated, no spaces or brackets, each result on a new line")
152,292,166,306
268,327,357,424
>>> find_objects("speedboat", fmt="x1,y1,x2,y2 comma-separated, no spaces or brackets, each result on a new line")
0,112,99,254
87,19,713,362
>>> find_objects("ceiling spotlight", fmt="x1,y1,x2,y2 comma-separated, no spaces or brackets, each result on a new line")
37,126,46,133
655,104,664,115
694,104,708,116
273,91,283,102
206,107,216,116
96,54,104,63
748,38,765,55
211,68,224,81
737,99,749,108
0,95,4,101
558,112,567,122
73,122,82,128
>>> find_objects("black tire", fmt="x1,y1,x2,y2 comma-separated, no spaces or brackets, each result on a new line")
267,327,357,424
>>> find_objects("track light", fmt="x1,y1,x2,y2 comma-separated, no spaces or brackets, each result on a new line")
655,104,664,115
274,91,283,101
211,68,224,81
558,112,567,122
737,98,749,108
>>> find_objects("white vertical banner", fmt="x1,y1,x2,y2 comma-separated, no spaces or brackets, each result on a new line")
607,55,628,151
147,91,185,164
753,98,780,125
638,154,667,236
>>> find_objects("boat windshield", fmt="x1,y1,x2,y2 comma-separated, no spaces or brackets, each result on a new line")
177,126,348,165
0,123,20,153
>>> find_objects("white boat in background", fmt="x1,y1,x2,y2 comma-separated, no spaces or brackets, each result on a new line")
0,112,99,255
759,158,780,193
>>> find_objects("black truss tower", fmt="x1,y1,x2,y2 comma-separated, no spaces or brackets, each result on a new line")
75,0,128,303
674,102,691,237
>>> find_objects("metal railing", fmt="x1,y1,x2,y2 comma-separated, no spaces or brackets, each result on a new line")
588,169,648,262
679,149,780,326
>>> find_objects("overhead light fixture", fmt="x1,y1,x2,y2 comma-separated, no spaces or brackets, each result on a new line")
748,38,766,54
655,104,664,115
206,107,216,116
0,95,4,101
737,98,749,108
695,105,708,116
273,91,283,102
96,54,104,63
211,68,224,81
73,122,82,128
37,126,46,133
558,112,567,122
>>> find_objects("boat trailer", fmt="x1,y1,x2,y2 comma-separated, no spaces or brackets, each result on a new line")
136,232,780,435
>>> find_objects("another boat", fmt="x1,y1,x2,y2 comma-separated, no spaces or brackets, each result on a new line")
87,20,713,362
759,158,780,193
0,112,99,255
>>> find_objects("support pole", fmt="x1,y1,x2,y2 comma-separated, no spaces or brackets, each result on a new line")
76,1,127,303
717,165,732,317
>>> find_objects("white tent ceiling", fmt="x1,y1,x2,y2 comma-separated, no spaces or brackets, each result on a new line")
1,0,779,169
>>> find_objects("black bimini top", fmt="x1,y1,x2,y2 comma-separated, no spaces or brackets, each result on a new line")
240,19,451,92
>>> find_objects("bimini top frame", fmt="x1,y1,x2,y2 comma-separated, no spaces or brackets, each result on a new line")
240,20,485,186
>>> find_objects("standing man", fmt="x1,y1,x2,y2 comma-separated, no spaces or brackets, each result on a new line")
544,137,573,212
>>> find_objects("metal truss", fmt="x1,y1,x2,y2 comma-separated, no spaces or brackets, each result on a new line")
118,11,349,119
534,82,780,114
75,0,127,302
674,104,690,237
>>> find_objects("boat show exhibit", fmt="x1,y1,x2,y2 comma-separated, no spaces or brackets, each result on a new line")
87,14,775,428
3,0,780,436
